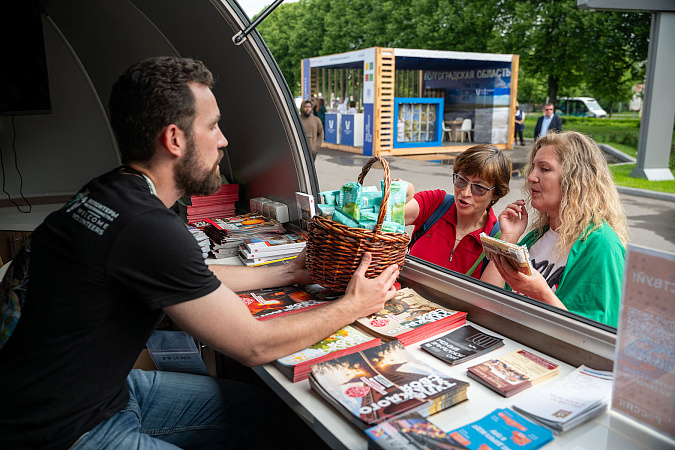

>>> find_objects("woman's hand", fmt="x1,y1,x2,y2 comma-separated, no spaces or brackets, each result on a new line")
498,200,528,243
490,254,567,310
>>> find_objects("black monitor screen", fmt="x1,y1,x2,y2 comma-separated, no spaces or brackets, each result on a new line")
0,1,52,116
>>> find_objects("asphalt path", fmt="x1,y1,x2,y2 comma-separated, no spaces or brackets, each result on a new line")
314,147,675,255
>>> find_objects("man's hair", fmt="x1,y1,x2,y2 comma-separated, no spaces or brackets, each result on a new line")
302,100,312,107
523,131,628,255
453,144,511,207
109,56,215,164
544,102,554,108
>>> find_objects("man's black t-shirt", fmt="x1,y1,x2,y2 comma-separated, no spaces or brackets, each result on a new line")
0,167,221,449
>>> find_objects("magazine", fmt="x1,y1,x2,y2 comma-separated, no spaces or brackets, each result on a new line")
479,233,533,276
512,365,613,434
309,340,469,430
236,285,327,320
446,408,554,450
365,411,468,450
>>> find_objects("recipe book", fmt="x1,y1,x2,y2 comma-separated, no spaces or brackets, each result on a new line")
273,325,380,382
353,287,467,346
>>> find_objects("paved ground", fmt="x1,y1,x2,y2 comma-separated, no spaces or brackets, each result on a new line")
314,142,675,255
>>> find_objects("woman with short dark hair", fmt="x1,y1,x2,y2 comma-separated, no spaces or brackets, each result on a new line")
403,144,511,278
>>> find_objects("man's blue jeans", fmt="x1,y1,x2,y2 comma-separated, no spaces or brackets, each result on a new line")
72,369,268,449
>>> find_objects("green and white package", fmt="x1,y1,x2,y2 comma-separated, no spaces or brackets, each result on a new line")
381,180,408,226
341,182,362,222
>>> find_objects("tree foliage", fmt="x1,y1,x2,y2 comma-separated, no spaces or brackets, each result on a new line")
255,0,650,107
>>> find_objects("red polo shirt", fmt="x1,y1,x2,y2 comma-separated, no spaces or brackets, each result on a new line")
409,189,498,278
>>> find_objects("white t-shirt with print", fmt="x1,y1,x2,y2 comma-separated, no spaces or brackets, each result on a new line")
528,228,569,293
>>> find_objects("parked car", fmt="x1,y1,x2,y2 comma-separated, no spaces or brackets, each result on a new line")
556,97,608,118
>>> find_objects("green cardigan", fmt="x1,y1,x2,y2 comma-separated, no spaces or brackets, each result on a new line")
518,222,625,327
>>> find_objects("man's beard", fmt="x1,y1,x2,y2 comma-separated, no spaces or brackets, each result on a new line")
302,110,310,117
174,136,224,197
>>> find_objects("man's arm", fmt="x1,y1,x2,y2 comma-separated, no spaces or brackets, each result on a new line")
208,249,311,292
533,117,542,140
165,253,399,366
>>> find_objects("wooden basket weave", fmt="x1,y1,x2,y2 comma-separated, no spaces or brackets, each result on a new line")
306,156,410,292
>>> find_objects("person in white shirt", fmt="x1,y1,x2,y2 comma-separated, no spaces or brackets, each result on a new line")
346,100,358,114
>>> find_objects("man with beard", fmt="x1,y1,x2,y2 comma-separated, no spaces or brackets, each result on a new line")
300,99,324,160
0,57,399,449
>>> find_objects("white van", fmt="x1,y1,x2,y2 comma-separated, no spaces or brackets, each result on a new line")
556,97,608,118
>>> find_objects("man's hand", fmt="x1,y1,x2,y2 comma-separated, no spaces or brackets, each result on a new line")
288,248,313,285
340,252,399,321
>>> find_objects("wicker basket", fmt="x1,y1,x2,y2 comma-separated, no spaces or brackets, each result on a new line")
306,156,410,292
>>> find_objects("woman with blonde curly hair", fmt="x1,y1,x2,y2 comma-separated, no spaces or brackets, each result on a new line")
482,131,627,327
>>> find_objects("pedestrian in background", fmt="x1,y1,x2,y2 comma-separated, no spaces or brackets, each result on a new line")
514,102,526,146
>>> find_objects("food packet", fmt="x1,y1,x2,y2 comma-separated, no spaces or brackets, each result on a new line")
341,182,362,221
381,180,408,226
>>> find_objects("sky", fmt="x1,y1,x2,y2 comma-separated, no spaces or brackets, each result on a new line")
236,0,299,19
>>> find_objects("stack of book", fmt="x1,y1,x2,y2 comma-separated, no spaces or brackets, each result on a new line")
238,232,307,266
187,225,210,259
192,214,286,259
421,325,505,366
309,340,469,431
273,325,380,382
353,288,467,346
236,285,327,321
467,349,559,397
512,365,613,434
182,184,239,223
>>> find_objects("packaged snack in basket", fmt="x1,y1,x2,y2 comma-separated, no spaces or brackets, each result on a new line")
316,204,335,219
332,209,360,228
319,190,341,206
341,182,362,221
381,180,408,226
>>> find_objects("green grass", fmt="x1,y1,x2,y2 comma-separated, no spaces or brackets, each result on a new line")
522,115,675,193
609,164,675,194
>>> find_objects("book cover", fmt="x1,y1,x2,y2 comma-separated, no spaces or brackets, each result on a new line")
296,191,316,231
365,411,468,450
446,408,554,450
512,365,613,434
309,340,469,430
467,349,559,397
237,285,327,320
273,325,380,382
354,288,467,346
237,254,298,267
244,233,307,253
479,233,533,276
421,325,505,365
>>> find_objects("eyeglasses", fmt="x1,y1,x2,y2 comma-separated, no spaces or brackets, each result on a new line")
453,173,495,197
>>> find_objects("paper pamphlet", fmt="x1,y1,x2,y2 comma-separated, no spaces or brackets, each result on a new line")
479,232,533,276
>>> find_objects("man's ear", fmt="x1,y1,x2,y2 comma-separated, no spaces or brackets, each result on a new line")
159,124,186,158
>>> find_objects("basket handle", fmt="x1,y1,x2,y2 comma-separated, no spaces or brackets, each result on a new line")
357,156,390,234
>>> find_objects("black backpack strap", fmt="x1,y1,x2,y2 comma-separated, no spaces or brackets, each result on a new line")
408,194,454,250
